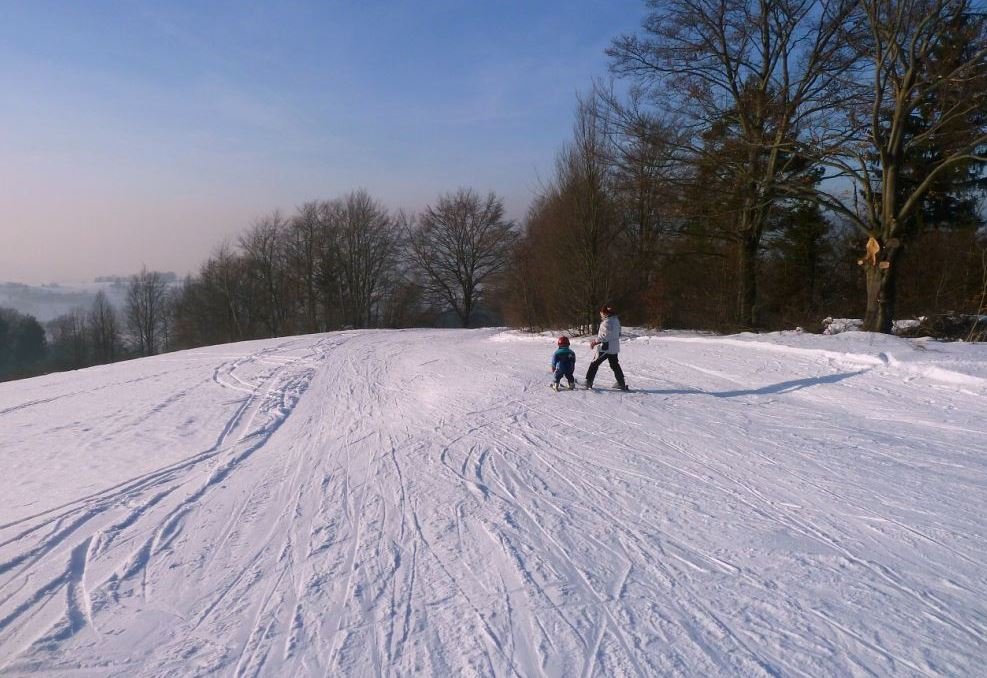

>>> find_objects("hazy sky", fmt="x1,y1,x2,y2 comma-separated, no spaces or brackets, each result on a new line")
0,1,644,284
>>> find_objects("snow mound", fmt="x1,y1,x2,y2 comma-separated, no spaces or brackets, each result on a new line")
821,316,926,335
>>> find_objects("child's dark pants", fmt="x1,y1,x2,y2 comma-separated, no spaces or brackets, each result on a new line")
554,365,575,384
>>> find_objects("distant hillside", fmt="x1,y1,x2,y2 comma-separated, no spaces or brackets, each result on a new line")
0,276,175,321
0,282,128,321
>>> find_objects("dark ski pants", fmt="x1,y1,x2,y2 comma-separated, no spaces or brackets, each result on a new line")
553,365,575,385
586,353,625,387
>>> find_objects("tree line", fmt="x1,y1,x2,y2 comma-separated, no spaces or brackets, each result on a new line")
502,0,986,334
4,0,986,382
172,188,516,347
1,188,518,380
0,309,48,380
1,276,167,380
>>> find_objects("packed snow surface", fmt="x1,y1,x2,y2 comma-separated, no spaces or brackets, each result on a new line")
1,328,985,676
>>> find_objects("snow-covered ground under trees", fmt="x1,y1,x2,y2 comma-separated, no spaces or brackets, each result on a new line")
1,328,986,677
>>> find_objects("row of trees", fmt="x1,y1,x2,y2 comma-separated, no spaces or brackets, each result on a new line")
5,1,985,383
168,188,517,348
3,188,521,380
3,268,175,378
44,270,173,372
504,0,986,333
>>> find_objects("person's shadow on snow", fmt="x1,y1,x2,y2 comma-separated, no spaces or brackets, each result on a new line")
630,370,866,397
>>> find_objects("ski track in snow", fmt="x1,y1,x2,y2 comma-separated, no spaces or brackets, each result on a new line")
0,328,985,676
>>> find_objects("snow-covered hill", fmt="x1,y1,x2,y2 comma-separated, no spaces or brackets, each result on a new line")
1,328,985,676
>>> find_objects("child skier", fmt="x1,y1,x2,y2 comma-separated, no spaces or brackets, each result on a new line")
550,336,577,391
585,305,628,390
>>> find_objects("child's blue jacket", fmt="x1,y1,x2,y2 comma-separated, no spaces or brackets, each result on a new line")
551,347,577,370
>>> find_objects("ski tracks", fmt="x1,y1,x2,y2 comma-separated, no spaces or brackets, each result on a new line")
0,336,328,674
3,329,986,676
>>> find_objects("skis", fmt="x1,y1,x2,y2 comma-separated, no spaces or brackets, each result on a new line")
550,382,577,391
550,380,630,392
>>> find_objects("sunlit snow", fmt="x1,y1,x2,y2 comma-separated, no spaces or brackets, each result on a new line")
1,328,985,676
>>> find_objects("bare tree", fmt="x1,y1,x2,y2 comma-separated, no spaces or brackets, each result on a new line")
287,202,324,333
609,0,863,328
327,190,401,328
205,242,249,342
816,0,987,332
597,87,689,320
410,188,517,327
88,291,121,364
240,212,291,336
313,199,344,330
125,267,168,356
159,287,177,353
48,309,90,370
549,97,626,331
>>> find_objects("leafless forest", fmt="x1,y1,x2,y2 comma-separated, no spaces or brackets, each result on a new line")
3,0,986,381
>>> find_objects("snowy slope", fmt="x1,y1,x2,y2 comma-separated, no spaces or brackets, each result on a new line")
0,328,985,676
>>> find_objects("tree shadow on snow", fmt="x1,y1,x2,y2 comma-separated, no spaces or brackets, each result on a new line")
632,370,867,398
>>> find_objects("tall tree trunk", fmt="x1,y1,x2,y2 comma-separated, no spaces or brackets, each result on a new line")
863,250,899,334
877,262,898,335
737,230,759,329
862,229,902,334
307,279,318,333
863,263,882,331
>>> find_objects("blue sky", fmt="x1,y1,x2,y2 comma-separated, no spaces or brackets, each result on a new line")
0,1,644,283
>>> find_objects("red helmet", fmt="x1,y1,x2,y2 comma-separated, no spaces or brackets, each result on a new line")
557,336,570,347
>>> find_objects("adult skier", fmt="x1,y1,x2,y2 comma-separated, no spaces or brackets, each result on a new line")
585,305,628,390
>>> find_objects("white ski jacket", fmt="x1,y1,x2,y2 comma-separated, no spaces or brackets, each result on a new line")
595,315,621,355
